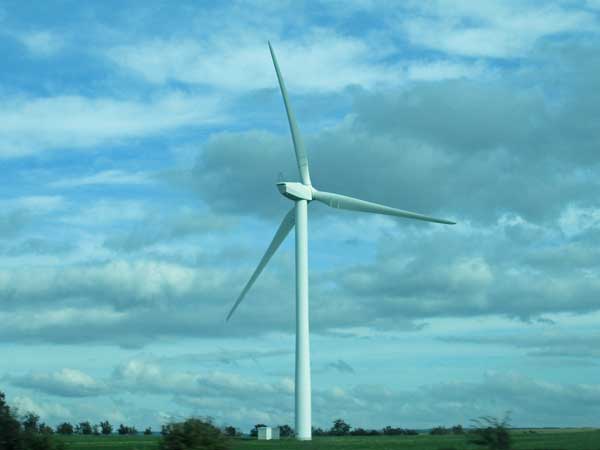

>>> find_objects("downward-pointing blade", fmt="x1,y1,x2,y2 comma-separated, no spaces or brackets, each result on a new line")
226,208,296,321
312,190,456,225
268,42,312,186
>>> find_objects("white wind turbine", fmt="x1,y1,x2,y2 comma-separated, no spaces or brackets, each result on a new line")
226,42,455,441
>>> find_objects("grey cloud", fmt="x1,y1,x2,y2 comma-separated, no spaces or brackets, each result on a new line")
160,349,291,367
103,211,237,252
3,238,74,256
6,369,109,397
190,38,600,225
439,332,600,359
326,359,355,374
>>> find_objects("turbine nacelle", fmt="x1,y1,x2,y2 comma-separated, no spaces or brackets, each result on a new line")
277,181,313,201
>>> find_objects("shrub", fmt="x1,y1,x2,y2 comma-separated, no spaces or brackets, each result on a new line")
249,424,266,438
278,424,294,438
0,391,65,450
469,414,512,450
56,423,74,435
330,418,351,436
99,421,112,435
159,418,230,450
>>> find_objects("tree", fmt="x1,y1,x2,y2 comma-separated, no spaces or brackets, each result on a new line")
312,427,326,436
469,414,512,450
0,391,22,450
452,424,464,435
118,424,137,435
99,421,112,435
223,426,237,437
39,423,54,435
278,424,294,437
159,418,230,450
56,423,74,435
430,426,450,435
78,421,93,435
249,424,266,438
0,391,65,450
22,413,40,433
144,427,153,435
330,418,351,436
92,425,100,436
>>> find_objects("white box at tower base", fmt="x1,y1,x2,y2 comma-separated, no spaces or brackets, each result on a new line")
257,427,280,440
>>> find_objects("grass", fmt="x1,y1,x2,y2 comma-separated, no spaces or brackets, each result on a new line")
60,429,600,450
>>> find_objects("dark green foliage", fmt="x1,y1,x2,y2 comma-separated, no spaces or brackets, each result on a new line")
144,427,153,435
452,425,464,434
312,426,326,436
56,422,74,435
223,426,237,437
159,418,230,450
330,418,351,436
470,414,512,450
22,412,40,433
118,424,138,435
78,421,93,435
382,426,418,435
278,424,294,437
39,423,54,434
350,427,380,436
0,391,65,450
99,420,112,435
0,391,22,450
249,424,266,438
430,426,451,435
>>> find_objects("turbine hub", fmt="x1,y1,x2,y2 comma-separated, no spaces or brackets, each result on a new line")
277,182,313,201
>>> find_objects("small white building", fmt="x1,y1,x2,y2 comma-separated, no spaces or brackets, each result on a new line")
257,426,280,440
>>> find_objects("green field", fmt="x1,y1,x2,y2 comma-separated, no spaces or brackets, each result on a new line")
60,429,600,450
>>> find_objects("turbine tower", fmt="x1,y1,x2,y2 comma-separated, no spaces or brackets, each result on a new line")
226,42,455,441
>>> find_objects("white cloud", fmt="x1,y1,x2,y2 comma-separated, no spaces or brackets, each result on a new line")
107,30,486,92
7,368,109,397
402,1,596,58
0,92,225,158
50,170,153,188
17,30,64,56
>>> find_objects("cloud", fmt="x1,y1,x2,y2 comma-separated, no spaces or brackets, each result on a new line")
106,28,486,93
0,92,225,158
16,30,64,57
49,170,153,188
401,1,597,58
6,369,109,397
326,359,355,374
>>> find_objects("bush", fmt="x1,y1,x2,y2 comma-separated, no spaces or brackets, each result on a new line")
330,418,351,436
99,421,112,435
159,418,230,450
0,391,65,450
56,423,74,435
278,424,294,438
469,414,512,450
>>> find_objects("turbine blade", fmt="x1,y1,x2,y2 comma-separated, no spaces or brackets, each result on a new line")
268,42,312,186
312,190,456,225
226,208,296,321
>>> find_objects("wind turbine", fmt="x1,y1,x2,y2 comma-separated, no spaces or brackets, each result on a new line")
226,42,455,441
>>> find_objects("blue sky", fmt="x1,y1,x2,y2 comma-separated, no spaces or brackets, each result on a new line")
2,0,600,432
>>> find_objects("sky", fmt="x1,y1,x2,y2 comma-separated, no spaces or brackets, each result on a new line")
1,0,600,433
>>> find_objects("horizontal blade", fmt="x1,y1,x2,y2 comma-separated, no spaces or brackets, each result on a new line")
268,42,312,186
226,208,296,321
312,190,455,225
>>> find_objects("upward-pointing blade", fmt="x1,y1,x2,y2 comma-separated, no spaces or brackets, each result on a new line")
269,42,312,186
312,190,456,225
226,208,296,321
